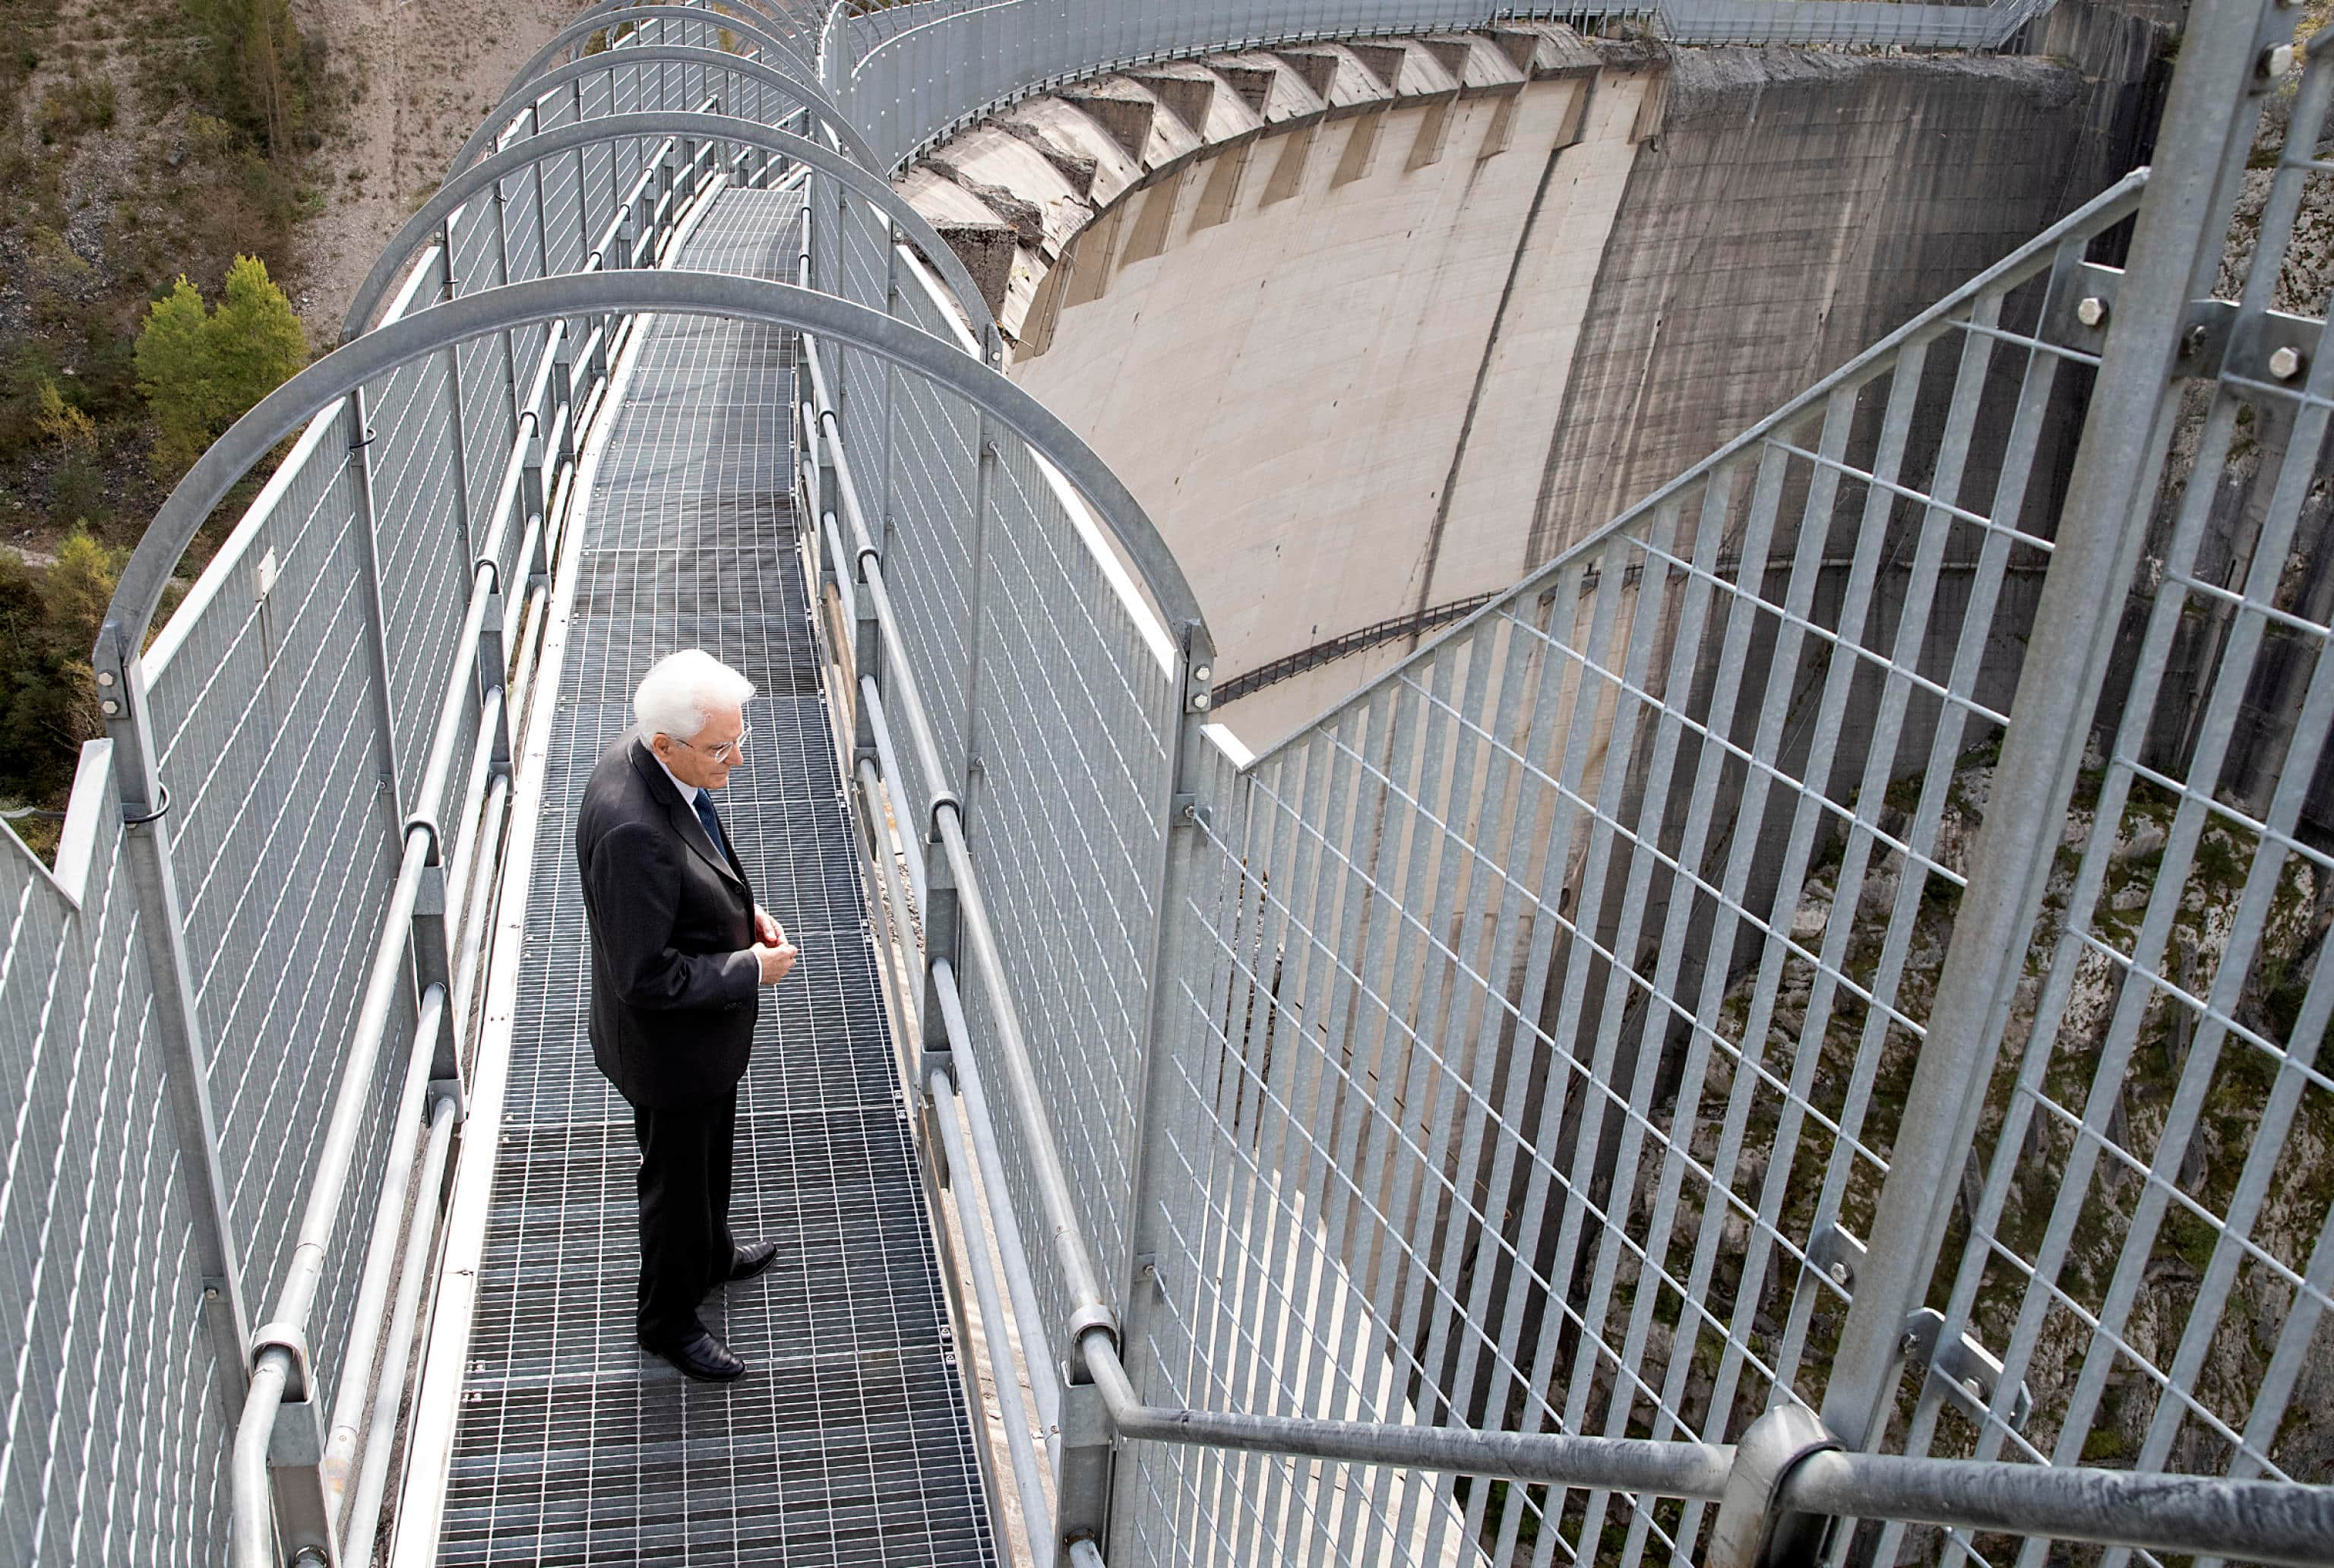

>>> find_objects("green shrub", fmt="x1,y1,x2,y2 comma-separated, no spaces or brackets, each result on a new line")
0,532,122,804
35,75,115,141
134,253,308,476
33,377,95,448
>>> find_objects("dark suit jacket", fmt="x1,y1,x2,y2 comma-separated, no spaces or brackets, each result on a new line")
576,729,761,1108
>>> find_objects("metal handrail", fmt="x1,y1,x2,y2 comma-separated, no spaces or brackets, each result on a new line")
786,122,2334,1566
449,43,876,179
219,98,727,1567
346,112,993,343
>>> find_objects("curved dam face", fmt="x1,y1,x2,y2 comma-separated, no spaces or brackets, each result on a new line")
900,19,2156,748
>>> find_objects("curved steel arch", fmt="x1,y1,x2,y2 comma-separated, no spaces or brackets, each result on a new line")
344,112,993,344
504,5,818,106
450,44,875,182
101,271,1203,677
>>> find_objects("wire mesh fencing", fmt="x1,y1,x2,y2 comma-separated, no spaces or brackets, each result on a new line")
0,771,235,1566
1115,168,2152,1564
1887,43,2334,1568
0,20,801,1564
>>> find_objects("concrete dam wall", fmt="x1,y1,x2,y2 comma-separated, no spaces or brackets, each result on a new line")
897,19,2158,751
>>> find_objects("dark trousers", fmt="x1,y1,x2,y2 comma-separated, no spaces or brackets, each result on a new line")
631,1090,738,1345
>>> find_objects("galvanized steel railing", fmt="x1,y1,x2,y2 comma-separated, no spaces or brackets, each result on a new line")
0,10,821,1563
802,2,2334,1567
818,0,2060,172
7,2,2334,1566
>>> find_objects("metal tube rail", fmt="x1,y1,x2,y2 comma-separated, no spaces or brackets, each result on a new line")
928,959,1061,1432
451,767,513,1033
1077,1321,1738,1496
235,976,448,1567
929,806,1114,1333
232,1354,294,1568
264,840,437,1336
930,1070,1055,1558
441,685,506,972
1781,1450,2334,1568
341,1092,460,1568
858,680,928,906
320,975,448,1502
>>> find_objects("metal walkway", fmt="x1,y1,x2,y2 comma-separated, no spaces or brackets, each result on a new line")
433,185,998,1566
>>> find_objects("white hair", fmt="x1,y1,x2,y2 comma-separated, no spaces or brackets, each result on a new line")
634,649,755,741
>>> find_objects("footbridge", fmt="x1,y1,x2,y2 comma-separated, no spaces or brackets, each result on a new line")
5,2,2334,1566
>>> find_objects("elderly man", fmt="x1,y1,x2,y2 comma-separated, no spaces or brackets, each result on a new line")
576,648,798,1382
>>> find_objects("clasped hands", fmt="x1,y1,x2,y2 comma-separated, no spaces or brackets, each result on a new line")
751,906,798,985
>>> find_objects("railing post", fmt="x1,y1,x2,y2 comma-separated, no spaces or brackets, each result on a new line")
346,389,408,836
957,372,995,824
89,634,254,1427
1818,0,2287,1451
528,102,552,289
1104,618,1219,1565
491,175,524,490
551,341,576,468
255,1324,338,1568
437,225,477,561
880,227,901,560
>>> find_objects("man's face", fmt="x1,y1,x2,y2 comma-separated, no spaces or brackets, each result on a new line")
652,703,745,792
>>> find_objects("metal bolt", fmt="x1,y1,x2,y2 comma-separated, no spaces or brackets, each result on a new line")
95,669,115,688
2263,43,2297,78
100,699,119,716
1828,1260,1852,1285
2075,296,2107,329
1901,1332,1921,1356
1962,1377,1986,1402
1192,691,1210,710
1193,663,1212,682
2182,322,2209,360
2269,344,2304,381
203,1285,220,1301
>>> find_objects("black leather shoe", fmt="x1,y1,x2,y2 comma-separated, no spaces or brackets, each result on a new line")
644,1329,747,1383
726,1240,780,1282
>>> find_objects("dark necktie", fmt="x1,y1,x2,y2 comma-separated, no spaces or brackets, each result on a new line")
691,792,727,861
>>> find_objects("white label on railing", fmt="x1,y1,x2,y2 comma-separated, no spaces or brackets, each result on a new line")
255,547,280,601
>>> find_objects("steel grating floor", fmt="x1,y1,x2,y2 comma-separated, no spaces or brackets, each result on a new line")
435,186,998,1566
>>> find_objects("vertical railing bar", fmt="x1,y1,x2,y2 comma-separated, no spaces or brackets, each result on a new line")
1332,646,1456,1567
1822,0,2282,1453
1521,503,1697,1559
345,389,409,838
1367,619,1501,1553
1635,388,1863,1449
1703,360,1931,1456
1406,603,1548,1567
1275,680,1401,1565
1440,536,1636,1562
437,228,477,562
1232,705,1353,1566
1750,339,1934,1408
1588,469,1749,1567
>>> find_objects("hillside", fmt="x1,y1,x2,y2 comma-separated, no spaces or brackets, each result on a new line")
0,0,568,836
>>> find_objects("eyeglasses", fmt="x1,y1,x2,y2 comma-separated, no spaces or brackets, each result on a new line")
673,726,751,764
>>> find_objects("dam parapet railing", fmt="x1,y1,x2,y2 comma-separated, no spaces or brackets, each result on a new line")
821,0,2061,169
3,2,2333,1567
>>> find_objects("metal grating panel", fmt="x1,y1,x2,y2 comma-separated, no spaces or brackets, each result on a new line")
437,186,995,1567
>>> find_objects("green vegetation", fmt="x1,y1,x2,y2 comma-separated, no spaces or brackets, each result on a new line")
0,0,334,855
185,0,318,163
0,533,124,809
134,256,309,476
